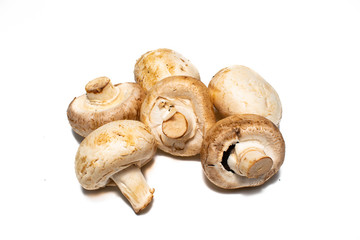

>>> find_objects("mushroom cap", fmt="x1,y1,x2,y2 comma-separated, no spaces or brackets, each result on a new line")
134,48,200,92
75,120,157,190
208,65,282,126
140,76,216,156
201,114,285,189
67,81,145,137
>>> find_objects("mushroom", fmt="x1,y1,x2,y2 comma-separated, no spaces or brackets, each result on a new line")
134,48,200,92
67,76,145,137
141,76,216,156
201,114,285,189
208,65,282,126
75,120,157,213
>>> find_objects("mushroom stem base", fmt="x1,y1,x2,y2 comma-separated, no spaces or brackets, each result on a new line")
111,165,154,213
228,147,273,178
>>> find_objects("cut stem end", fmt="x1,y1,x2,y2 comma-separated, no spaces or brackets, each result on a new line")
228,147,273,178
162,112,188,139
85,77,118,104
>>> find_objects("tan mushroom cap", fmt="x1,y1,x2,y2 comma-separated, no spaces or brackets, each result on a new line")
201,114,285,189
134,48,200,92
75,120,157,213
141,76,216,156
67,76,145,137
208,65,282,126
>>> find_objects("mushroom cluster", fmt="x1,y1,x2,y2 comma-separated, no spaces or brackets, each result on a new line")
67,48,285,213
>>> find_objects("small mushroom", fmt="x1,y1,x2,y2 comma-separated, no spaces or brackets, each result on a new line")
67,76,145,137
134,48,200,92
208,65,282,126
201,114,285,189
141,76,216,156
75,120,157,213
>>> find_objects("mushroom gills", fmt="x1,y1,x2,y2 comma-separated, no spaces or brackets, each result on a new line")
223,141,273,178
111,165,154,213
221,144,236,173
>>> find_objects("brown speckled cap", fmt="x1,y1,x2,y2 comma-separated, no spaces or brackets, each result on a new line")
134,48,200,92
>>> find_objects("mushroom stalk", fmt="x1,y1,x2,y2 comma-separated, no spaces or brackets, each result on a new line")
162,112,188,138
228,147,273,178
111,165,154,213
85,76,118,104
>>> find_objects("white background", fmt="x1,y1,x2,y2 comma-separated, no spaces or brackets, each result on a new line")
1,0,359,239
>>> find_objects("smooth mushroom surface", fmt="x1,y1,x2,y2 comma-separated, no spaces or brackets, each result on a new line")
67,76,145,137
75,120,157,213
201,114,285,189
141,76,216,157
134,48,200,92
208,65,282,126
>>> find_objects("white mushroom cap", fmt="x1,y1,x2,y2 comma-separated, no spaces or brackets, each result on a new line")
75,120,157,213
140,76,216,156
208,65,282,126
201,114,285,189
134,48,200,92
67,77,145,137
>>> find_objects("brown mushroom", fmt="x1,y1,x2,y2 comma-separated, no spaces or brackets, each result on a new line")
67,76,145,137
201,114,285,189
75,120,157,213
134,48,200,92
140,76,216,156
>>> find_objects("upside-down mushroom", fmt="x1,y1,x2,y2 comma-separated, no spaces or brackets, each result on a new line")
141,76,216,156
208,65,282,126
67,76,145,137
134,48,200,92
201,114,285,189
75,120,157,213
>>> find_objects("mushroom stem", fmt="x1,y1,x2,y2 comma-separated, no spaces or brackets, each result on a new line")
111,165,154,213
228,147,273,178
85,77,118,104
162,112,188,139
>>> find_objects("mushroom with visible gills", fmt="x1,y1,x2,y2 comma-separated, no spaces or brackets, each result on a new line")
75,120,157,213
140,76,216,156
208,65,282,126
201,114,285,189
134,48,200,92
67,76,145,137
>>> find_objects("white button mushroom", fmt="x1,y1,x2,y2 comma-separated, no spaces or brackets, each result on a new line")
208,65,282,126
67,76,145,137
134,48,200,92
75,120,157,213
201,114,285,189
141,76,216,156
